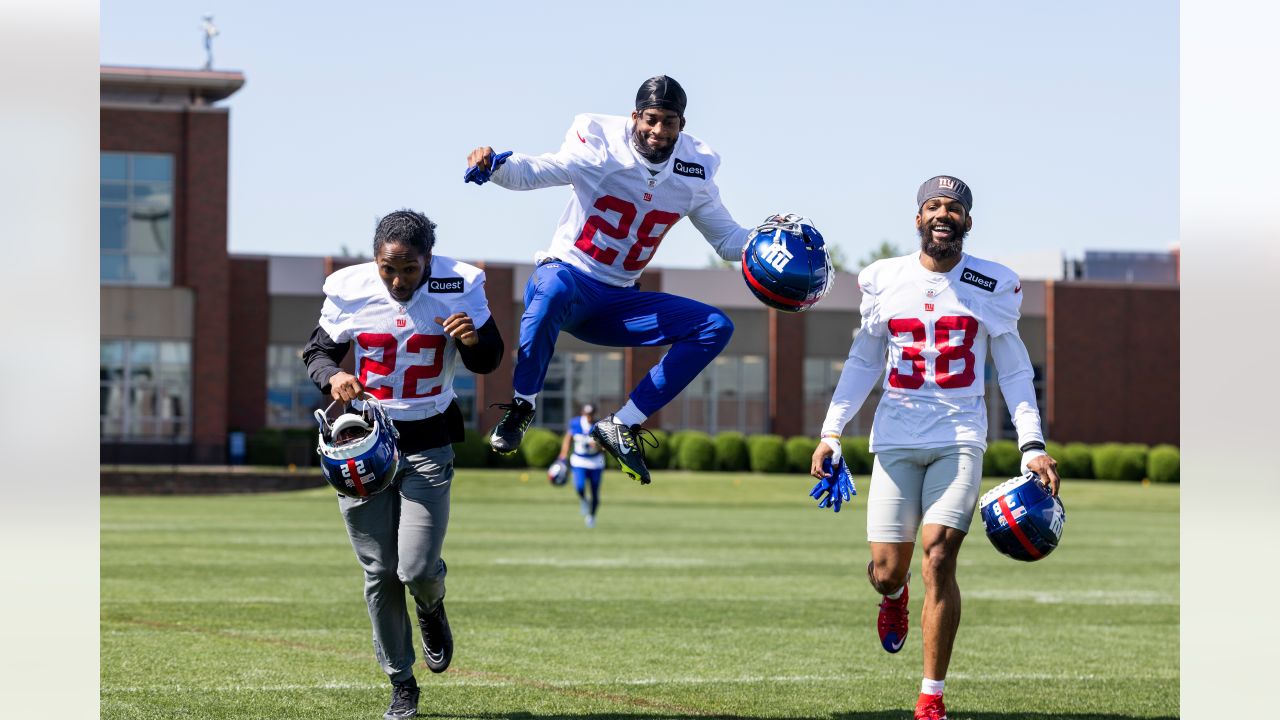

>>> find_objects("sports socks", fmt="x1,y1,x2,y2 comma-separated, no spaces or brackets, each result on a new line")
514,391,537,408
611,400,646,428
886,584,905,600
921,678,945,696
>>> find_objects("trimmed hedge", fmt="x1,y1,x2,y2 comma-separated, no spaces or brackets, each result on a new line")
840,436,873,474
452,430,491,468
665,430,698,469
1045,441,1094,480
1092,443,1149,481
747,434,788,473
677,431,716,471
1147,444,1179,483
713,432,750,472
520,427,562,469
785,436,817,473
982,439,1021,477
247,428,286,466
643,428,672,470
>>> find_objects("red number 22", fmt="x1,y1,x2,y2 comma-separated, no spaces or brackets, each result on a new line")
356,332,446,399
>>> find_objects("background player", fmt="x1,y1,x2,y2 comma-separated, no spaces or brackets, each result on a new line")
464,74,767,485
809,177,1061,720
557,403,605,528
302,210,504,720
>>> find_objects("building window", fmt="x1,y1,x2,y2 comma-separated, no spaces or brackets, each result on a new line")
663,354,769,434
453,365,478,428
101,339,191,441
532,351,625,431
101,152,174,286
803,352,883,437
266,344,326,428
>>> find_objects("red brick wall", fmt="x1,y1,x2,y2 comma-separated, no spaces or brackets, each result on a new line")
102,106,232,462
769,309,806,436
475,263,515,432
228,258,269,433
1046,282,1179,445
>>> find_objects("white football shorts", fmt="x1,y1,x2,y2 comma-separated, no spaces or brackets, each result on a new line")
866,445,984,542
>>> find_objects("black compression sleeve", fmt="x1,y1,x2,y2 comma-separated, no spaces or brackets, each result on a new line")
301,325,350,394
457,316,505,375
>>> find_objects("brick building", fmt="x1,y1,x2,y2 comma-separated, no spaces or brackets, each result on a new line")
99,65,1178,464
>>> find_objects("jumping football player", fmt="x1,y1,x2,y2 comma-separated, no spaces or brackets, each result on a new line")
557,403,605,527
464,74,767,485
302,210,504,720
809,177,1062,720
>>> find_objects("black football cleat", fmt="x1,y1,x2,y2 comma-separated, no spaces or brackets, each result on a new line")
590,416,657,485
416,597,453,674
488,399,534,454
384,677,420,720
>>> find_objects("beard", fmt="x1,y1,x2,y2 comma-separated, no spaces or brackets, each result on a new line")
632,127,675,163
918,220,967,261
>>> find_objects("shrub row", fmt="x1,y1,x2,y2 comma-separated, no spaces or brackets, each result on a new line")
248,427,1177,482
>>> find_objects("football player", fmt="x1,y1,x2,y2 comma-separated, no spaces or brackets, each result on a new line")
557,403,605,527
301,210,504,720
465,75,762,485
809,177,1061,720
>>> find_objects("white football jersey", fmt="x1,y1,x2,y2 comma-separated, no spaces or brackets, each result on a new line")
318,256,491,421
491,113,750,287
568,415,604,470
859,252,1022,449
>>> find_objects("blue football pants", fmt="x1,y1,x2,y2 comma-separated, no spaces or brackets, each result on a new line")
514,261,734,416
573,465,603,515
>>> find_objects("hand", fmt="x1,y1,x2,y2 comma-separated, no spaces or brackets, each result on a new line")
329,371,364,403
809,439,840,480
436,312,478,346
463,148,512,185
809,457,856,512
1026,453,1061,497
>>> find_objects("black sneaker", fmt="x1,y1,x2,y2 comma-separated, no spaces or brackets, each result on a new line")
384,677,419,720
416,596,453,673
590,416,657,485
488,399,534,454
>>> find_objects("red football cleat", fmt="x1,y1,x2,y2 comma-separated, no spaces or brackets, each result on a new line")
915,692,947,720
870,562,910,653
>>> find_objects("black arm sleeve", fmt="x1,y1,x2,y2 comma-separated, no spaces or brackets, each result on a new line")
301,325,351,395
456,316,505,375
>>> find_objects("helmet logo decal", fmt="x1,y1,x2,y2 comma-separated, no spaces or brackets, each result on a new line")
344,458,369,497
997,494,1042,559
760,241,794,272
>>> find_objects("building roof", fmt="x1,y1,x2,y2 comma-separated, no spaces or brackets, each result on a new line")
101,65,246,107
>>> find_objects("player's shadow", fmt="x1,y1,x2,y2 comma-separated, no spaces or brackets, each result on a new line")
435,707,1172,712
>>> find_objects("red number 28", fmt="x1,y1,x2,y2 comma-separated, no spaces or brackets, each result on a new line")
573,195,680,272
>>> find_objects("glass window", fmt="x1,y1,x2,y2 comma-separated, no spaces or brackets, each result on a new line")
533,351,626,431
100,152,175,286
101,338,191,442
662,354,768,434
266,344,326,428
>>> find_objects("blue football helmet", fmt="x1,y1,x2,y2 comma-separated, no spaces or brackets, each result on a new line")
979,472,1066,562
314,398,401,498
547,458,569,486
740,214,834,312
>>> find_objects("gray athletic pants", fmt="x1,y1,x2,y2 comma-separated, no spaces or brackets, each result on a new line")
337,445,454,682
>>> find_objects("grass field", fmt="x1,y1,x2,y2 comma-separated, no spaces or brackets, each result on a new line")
101,470,1178,719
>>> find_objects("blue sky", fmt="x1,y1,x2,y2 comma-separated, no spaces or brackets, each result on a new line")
100,1,1178,273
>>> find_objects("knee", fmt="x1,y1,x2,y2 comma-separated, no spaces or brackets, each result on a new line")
869,559,910,595
703,311,734,347
399,558,445,595
364,562,399,591
920,544,958,583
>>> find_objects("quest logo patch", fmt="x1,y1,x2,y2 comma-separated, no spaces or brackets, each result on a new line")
427,277,464,293
673,159,705,179
959,268,997,293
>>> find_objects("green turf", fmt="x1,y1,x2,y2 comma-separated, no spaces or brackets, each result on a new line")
102,471,1178,719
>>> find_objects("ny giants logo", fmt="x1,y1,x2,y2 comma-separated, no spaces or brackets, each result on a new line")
938,177,957,191
673,159,705,179
396,317,407,328
760,241,794,272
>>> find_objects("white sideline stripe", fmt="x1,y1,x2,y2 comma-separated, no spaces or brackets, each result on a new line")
491,557,709,568
102,671,1178,693
965,588,1178,605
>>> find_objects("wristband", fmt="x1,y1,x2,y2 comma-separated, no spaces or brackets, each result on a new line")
1019,440,1046,453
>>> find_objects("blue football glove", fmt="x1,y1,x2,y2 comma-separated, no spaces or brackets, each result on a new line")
809,456,857,512
463,150,512,185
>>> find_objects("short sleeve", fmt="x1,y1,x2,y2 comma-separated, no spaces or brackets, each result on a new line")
318,293,356,344
457,271,492,328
